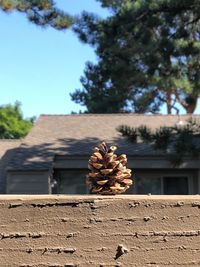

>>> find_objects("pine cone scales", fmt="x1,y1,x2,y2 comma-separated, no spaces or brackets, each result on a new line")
86,142,133,194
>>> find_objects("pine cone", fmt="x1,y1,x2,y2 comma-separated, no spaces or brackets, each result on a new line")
86,142,133,194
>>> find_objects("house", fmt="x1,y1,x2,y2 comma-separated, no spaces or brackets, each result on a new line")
1,114,200,195
0,140,21,194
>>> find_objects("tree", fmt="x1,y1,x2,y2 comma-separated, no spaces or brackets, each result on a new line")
71,0,200,113
0,0,73,30
117,118,200,165
0,102,34,139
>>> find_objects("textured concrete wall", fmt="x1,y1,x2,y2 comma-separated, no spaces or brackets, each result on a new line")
0,195,200,267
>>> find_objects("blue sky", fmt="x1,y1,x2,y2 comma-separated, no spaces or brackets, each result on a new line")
0,1,199,118
0,1,109,118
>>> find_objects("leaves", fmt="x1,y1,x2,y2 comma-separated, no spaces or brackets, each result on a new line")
0,102,34,139
117,118,200,165
117,125,137,142
154,127,172,150
71,0,200,113
0,0,73,30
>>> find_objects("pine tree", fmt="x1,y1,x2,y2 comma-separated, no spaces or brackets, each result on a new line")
117,118,200,166
86,142,132,194
0,0,73,30
72,0,200,114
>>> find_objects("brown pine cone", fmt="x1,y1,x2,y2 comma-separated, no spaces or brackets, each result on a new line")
86,142,133,194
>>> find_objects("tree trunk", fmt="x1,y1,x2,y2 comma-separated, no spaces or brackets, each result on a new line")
175,92,198,114
166,92,172,114
185,98,198,114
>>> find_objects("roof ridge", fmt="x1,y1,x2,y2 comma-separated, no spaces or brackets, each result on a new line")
0,139,21,142
39,114,200,117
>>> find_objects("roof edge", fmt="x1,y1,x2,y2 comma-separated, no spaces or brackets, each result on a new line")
0,139,21,142
39,113,200,117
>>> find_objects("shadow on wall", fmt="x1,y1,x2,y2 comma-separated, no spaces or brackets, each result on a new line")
6,134,166,172
7,137,108,171
4,137,199,195
5,137,138,194
4,135,166,186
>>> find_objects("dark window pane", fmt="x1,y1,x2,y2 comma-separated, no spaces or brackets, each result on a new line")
163,176,188,195
54,170,87,194
137,176,161,194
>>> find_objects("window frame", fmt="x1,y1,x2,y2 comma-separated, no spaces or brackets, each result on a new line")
161,174,193,195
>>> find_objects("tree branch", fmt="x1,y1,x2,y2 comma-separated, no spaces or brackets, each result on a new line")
175,92,189,110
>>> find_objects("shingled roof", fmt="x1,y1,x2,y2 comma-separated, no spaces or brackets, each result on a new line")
7,114,200,171
0,140,21,193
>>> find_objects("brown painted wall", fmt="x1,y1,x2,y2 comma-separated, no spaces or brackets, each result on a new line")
0,195,200,266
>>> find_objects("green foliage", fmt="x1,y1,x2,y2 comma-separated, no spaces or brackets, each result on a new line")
0,102,34,139
154,127,172,150
71,0,200,113
137,125,152,143
0,0,73,30
117,125,137,142
117,119,200,165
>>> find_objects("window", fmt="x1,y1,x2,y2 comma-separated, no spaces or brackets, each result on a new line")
52,170,87,194
136,175,190,195
136,176,161,194
163,176,189,195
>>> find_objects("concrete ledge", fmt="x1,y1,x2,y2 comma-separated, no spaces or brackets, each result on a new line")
0,195,200,266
